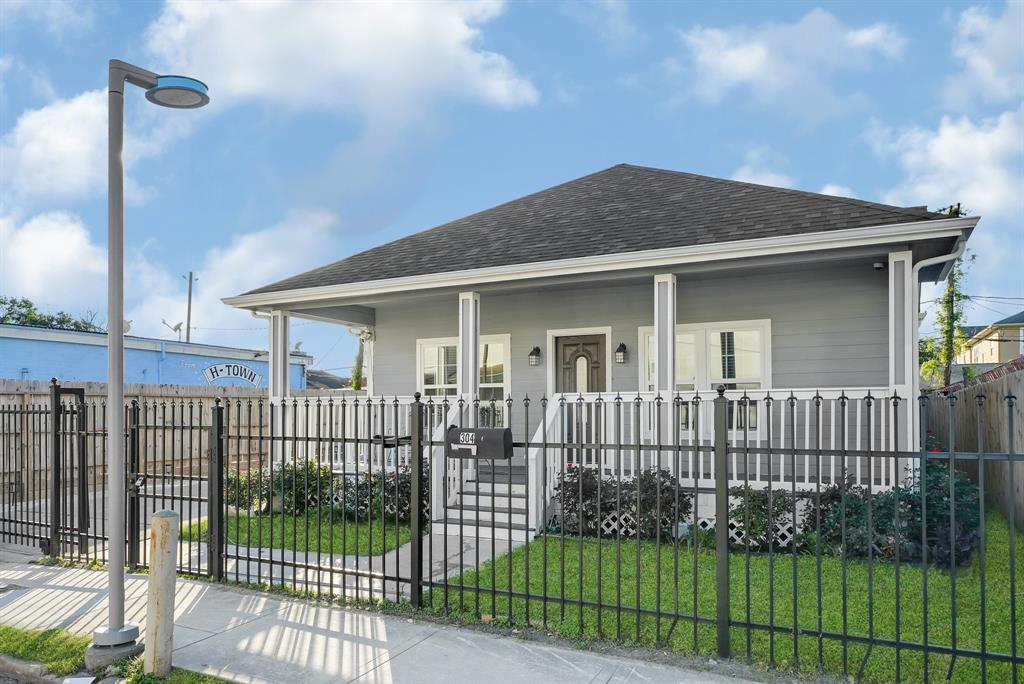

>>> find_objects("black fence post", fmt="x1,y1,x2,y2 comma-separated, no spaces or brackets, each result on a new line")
713,385,730,659
48,378,61,560
209,399,225,581
126,400,141,568
409,393,424,608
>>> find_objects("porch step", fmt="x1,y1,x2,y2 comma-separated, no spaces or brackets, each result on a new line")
448,503,528,515
462,482,527,496
455,492,525,510
431,519,530,541
445,507,527,526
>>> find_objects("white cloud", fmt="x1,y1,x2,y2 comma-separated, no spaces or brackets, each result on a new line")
0,211,106,310
819,184,855,198
0,0,93,35
0,89,194,210
945,2,1023,108
731,147,796,188
868,106,1024,220
845,24,906,59
0,89,105,206
146,1,537,115
565,0,641,51
144,0,536,220
672,10,906,123
0,207,340,346
126,210,339,344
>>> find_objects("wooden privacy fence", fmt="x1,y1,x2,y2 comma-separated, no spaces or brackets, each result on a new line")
927,357,1024,528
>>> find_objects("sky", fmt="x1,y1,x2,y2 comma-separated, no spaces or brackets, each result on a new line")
1,0,1022,377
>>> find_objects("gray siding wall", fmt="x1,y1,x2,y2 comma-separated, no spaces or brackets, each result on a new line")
371,263,889,397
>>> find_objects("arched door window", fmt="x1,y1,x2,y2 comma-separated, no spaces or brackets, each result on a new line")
574,354,590,393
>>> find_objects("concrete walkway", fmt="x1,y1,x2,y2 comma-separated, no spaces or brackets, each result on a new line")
0,544,757,684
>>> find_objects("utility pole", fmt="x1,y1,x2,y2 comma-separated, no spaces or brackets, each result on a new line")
182,271,194,343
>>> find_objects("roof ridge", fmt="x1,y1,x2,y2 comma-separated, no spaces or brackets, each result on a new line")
616,163,942,220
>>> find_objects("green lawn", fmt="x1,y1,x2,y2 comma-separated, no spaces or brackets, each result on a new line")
425,512,1024,684
184,511,411,556
0,625,89,675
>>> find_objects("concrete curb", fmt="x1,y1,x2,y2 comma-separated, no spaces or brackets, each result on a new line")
0,653,63,683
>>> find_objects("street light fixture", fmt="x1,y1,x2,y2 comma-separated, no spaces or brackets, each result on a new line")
89,59,208,665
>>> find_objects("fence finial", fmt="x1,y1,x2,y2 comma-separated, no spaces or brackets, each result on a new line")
716,384,726,397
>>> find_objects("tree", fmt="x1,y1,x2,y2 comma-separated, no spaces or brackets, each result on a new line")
920,253,974,387
351,337,364,391
0,296,103,332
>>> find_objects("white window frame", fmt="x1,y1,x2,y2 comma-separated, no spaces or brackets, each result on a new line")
637,319,772,391
416,334,512,398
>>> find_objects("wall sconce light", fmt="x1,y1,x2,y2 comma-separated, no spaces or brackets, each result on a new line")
615,342,628,364
528,346,542,366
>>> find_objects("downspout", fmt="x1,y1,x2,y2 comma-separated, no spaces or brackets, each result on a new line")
909,234,968,461
911,235,968,383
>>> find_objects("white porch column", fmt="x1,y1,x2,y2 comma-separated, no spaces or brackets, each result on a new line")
362,330,375,397
888,251,915,450
654,274,677,395
457,292,480,398
888,251,914,393
268,311,290,400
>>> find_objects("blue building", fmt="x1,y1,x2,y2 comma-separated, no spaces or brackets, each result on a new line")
0,324,310,388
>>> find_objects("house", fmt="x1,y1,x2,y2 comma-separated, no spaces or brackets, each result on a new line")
0,323,311,388
225,164,978,537
955,311,1024,365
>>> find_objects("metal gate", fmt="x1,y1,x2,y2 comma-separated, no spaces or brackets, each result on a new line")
0,381,213,576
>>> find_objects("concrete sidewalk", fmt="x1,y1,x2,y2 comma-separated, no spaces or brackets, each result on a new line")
0,544,757,684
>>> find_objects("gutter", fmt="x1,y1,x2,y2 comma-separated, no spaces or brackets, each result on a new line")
223,215,978,310
911,234,967,284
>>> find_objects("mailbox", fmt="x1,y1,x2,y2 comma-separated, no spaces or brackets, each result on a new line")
446,426,513,460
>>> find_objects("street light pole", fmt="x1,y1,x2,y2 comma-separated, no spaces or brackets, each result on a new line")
87,59,208,668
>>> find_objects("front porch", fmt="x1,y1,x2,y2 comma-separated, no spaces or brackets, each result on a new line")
246,251,924,541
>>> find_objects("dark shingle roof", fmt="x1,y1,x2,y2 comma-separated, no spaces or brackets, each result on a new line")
963,325,987,339
246,164,942,295
995,310,1024,326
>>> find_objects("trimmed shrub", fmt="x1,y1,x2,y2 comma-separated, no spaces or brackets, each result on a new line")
553,464,607,536
553,466,693,540
815,460,981,565
226,468,270,511
272,458,335,513
378,466,430,524
728,485,802,551
618,469,694,539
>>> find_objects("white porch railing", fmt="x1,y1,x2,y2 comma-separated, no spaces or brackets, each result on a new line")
526,388,914,536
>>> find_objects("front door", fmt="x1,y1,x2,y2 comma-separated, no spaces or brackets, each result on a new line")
555,335,606,470
555,335,607,394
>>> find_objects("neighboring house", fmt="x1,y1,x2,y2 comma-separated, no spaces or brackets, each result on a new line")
0,323,310,388
225,164,978,536
305,368,352,390
956,311,1024,365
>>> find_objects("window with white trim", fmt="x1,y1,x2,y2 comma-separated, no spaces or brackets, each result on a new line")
417,336,511,424
639,320,771,391
640,320,769,430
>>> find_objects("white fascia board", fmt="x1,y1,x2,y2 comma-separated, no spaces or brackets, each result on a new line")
0,325,311,365
222,216,977,310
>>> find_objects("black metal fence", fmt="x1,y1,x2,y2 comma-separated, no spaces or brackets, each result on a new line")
0,381,214,574
2,383,1020,682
